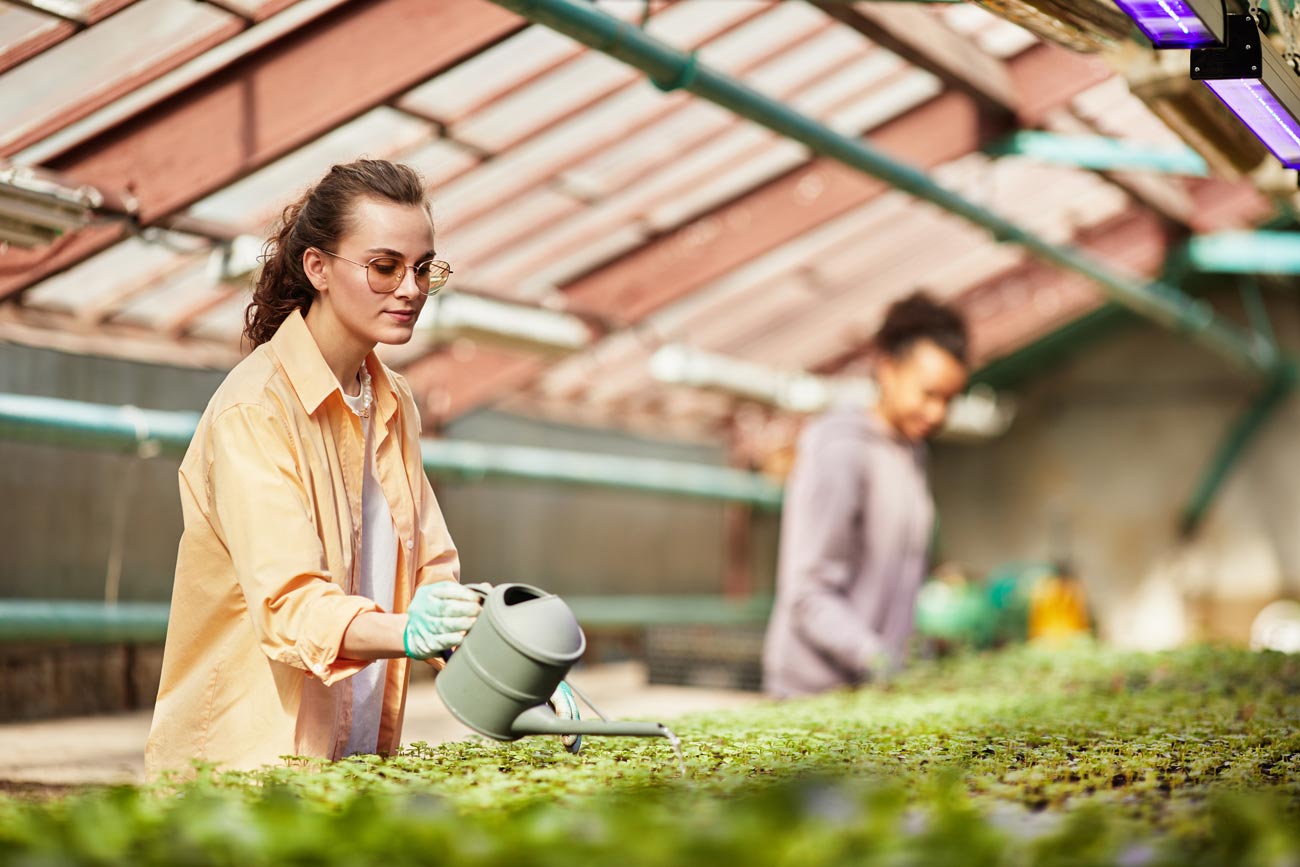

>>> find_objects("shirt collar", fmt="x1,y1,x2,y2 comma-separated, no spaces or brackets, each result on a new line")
269,309,401,422
365,352,401,426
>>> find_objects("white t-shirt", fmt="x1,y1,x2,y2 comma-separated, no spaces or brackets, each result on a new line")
341,371,398,756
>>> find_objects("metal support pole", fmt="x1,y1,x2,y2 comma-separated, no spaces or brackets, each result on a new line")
1179,361,1298,536
489,0,1279,376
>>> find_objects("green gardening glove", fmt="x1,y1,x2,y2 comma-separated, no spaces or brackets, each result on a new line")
404,581,482,660
548,681,582,754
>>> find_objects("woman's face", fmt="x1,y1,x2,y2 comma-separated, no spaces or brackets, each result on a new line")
306,196,436,348
875,338,968,442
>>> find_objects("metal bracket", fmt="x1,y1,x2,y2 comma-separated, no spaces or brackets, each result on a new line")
1192,13,1263,80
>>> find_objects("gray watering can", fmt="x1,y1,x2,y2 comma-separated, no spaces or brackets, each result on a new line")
434,583,671,742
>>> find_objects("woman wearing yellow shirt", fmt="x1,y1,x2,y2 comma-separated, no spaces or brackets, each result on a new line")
145,160,576,777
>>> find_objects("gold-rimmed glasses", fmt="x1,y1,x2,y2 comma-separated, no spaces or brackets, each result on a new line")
316,248,451,295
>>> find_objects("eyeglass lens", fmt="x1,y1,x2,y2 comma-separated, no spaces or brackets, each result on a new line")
366,257,451,294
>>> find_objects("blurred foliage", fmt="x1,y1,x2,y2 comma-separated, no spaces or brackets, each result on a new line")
1,643,1297,865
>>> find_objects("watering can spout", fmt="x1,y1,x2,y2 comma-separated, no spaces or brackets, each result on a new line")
510,704,670,739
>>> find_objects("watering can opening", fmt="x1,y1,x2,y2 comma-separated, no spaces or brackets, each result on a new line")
487,584,586,666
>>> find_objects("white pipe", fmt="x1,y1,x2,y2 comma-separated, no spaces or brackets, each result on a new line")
651,343,1015,440
415,291,593,352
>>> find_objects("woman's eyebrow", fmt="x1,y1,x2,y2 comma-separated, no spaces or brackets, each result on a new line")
363,247,438,259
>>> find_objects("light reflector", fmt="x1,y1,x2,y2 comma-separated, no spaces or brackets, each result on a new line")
1114,0,1225,48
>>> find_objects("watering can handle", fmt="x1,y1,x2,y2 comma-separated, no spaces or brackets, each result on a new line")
463,582,493,600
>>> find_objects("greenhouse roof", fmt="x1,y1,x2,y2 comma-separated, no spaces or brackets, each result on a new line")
0,0,1280,442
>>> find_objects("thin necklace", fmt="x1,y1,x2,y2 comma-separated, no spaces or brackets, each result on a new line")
353,365,372,419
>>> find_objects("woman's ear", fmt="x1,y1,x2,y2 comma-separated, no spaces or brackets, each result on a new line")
303,247,329,293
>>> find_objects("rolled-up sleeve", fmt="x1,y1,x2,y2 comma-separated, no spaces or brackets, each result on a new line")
786,437,885,675
206,403,378,685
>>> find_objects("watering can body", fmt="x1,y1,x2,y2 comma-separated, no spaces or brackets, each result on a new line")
434,583,667,741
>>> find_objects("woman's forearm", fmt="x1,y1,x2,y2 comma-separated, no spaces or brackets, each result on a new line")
339,611,408,660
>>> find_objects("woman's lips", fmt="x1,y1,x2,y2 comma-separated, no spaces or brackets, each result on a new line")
384,310,415,323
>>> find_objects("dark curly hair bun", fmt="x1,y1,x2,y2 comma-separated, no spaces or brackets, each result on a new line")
876,292,968,366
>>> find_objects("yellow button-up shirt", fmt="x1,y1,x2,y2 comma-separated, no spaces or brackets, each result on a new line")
145,310,459,778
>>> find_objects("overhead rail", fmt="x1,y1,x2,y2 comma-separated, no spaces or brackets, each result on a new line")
1170,231,1300,275
984,131,1210,176
0,393,784,509
488,0,1279,377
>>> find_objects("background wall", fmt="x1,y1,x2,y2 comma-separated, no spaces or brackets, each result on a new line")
930,291,1300,647
0,342,768,603
4,288,1297,649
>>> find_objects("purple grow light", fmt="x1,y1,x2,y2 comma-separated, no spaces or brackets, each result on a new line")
1114,0,1221,48
1204,78,1300,168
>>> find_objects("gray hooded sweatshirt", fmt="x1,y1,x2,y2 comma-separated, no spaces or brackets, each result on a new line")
762,406,934,698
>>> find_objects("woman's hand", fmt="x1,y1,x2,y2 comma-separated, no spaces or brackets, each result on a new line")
403,581,483,660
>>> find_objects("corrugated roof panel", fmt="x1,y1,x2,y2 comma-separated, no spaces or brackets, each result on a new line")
728,164,1130,369
508,223,650,302
823,69,944,135
641,0,771,47
671,279,822,353
187,289,249,343
472,125,789,290
402,138,482,190
744,25,868,93
645,192,913,336
694,1,828,71
562,28,871,197
0,0,234,150
111,259,228,329
185,106,433,229
433,85,679,231
472,42,950,296
0,4,58,54
396,26,578,125
788,50,908,116
442,188,582,266
939,2,1037,58
449,52,638,153
560,99,734,197
1071,77,1190,148
733,230,986,367
644,138,809,230
23,234,204,315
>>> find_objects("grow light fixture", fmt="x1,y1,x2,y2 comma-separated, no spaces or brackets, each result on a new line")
0,167,94,249
1192,13,1300,169
1113,0,1226,49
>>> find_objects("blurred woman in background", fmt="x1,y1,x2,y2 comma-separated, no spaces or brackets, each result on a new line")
763,292,970,698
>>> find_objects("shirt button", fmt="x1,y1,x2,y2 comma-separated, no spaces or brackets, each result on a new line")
404,539,413,551
313,663,328,677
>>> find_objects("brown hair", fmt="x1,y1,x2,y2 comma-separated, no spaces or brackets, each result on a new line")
243,159,429,347
876,291,969,366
